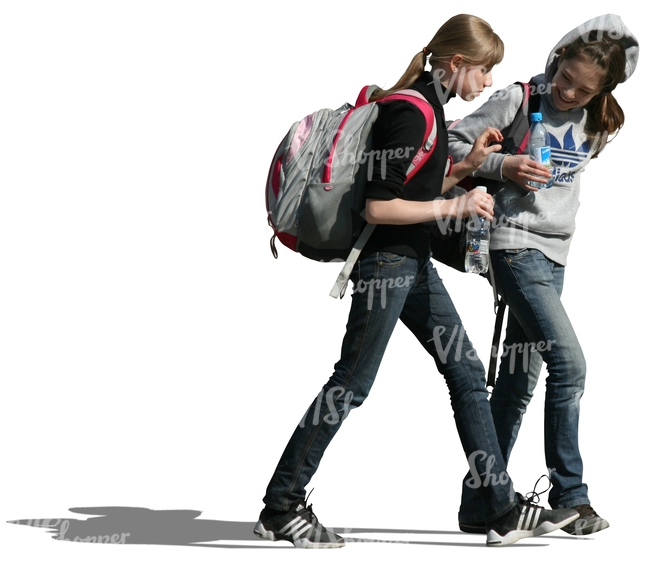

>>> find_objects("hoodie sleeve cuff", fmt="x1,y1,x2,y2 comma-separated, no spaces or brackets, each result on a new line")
468,152,507,182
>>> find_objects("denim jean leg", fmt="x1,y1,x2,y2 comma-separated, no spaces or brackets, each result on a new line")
400,260,515,523
489,249,589,509
263,252,420,511
491,312,543,462
457,310,544,525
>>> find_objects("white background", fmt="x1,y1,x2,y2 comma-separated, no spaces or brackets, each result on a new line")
1,1,647,560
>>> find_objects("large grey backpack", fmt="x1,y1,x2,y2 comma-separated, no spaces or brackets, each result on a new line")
266,85,437,297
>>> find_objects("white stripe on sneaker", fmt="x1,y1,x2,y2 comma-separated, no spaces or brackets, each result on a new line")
517,505,528,530
530,506,541,529
517,505,543,531
292,521,313,539
279,517,314,540
279,516,303,534
523,506,532,530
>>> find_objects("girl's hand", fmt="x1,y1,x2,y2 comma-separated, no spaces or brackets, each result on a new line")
442,127,503,194
502,155,553,192
453,187,494,220
463,127,504,172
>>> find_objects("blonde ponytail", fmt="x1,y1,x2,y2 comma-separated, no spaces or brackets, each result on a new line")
370,14,503,101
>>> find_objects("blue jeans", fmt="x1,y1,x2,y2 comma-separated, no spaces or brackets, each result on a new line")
459,248,589,524
264,252,516,522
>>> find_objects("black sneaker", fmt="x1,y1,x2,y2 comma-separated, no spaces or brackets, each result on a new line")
486,494,579,546
253,501,345,548
560,504,609,535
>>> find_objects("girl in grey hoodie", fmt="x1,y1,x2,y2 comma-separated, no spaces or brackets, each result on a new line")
448,14,639,536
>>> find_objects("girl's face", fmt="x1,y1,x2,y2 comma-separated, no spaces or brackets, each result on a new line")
551,55,605,111
453,64,494,101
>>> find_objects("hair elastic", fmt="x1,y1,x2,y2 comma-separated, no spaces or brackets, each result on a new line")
422,47,430,67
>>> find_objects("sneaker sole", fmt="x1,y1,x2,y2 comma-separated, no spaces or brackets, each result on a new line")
486,512,580,546
459,522,486,534
253,521,345,549
563,517,610,536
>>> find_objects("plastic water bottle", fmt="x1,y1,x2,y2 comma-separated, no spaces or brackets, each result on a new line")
465,186,490,274
528,112,553,188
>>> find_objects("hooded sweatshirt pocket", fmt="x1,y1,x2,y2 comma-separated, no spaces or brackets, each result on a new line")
497,181,580,238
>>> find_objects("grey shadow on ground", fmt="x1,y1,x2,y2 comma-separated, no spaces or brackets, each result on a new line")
7,506,576,548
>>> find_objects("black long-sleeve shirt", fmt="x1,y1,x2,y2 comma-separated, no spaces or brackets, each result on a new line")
364,72,451,258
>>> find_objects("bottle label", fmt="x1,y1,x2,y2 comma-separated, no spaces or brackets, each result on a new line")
531,146,553,188
466,240,488,254
532,146,551,167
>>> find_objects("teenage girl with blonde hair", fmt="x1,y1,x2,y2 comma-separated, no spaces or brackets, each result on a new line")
255,14,579,548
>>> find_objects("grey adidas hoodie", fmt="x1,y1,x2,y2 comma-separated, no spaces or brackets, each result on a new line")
447,14,639,265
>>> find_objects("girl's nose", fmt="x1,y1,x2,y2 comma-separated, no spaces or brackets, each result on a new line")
563,87,576,99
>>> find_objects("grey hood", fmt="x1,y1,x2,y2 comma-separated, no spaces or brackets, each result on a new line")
543,14,639,104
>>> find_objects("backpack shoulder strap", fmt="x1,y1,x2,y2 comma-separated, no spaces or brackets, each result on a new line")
500,81,533,155
487,260,506,389
352,86,438,177
527,79,541,114
380,89,438,177
505,79,546,154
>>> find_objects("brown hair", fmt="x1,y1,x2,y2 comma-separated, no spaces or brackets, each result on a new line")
369,14,504,101
559,31,627,155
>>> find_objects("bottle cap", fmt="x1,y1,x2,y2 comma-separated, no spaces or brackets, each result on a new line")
531,112,542,122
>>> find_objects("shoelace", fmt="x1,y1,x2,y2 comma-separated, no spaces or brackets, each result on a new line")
302,504,318,524
523,474,552,506
522,479,600,520
300,489,318,524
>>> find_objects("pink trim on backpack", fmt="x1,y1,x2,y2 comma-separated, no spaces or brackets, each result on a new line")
270,154,283,198
515,82,533,155
446,155,454,176
277,231,297,251
286,113,315,164
354,85,372,107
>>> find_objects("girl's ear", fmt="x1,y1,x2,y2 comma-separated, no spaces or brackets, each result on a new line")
450,54,464,72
